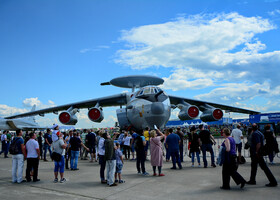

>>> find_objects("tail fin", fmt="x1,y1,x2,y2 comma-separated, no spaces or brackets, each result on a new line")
26,105,36,122
31,104,36,112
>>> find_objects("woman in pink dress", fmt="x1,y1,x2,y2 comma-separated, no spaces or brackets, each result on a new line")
150,129,165,176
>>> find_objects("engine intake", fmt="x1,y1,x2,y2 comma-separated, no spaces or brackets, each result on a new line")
200,108,223,122
59,111,78,125
178,104,199,121
88,107,104,123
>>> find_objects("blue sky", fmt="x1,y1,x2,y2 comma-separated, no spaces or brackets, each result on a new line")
0,0,280,128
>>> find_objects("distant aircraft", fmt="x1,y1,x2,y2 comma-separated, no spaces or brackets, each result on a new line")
5,75,260,130
0,105,46,130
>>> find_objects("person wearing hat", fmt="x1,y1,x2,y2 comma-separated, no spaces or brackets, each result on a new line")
52,124,60,142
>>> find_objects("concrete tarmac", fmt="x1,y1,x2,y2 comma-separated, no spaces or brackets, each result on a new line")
0,154,279,200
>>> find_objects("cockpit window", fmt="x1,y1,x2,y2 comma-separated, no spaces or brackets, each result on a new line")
143,88,150,94
136,86,163,97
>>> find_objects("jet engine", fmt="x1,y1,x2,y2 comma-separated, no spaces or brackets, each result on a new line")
88,107,104,123
177,103,199,121
58,107,78,125
200,108,223,122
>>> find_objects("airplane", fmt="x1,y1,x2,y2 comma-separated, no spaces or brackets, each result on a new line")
0,105,47,131
4,75,260,130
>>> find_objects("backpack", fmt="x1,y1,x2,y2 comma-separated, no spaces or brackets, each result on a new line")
9,138,20,155
134,135,144,151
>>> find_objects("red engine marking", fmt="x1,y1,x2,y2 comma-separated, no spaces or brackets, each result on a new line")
59,112,70,124
188,106,199,118
88,108,101,121
213,109,223,120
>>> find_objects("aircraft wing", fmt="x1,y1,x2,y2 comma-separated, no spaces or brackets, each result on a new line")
169,95,260,115
5,93,127,119
17,126,48,130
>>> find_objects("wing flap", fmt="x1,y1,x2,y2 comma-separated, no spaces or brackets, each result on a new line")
6,120,18,129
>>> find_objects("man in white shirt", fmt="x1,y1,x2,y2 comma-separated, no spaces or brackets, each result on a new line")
25,132,40,182
231,124,243,163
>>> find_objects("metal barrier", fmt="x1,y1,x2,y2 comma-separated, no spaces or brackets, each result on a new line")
182,136,280,162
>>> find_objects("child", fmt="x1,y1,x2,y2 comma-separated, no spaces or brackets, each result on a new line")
115,143,125,183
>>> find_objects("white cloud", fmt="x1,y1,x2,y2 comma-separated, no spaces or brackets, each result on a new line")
35,116,58,127
80,45,110,53
162,68,221,90
115,12,280,113
0,105,28,117
22,97,56,109
170,109,179,120
116,12,276,69
23,97,41,107
98,45,110,49
80,48,91,53
268,9,280,16
195,81,270,103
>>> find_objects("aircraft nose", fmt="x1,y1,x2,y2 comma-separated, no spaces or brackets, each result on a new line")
151,102,164,115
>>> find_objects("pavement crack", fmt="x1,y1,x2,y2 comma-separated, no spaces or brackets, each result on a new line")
28,185,104,200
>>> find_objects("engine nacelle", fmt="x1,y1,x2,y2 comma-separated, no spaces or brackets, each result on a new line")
88,107,104,123
59,111,78,125
178,105,199,121
200,108,223,122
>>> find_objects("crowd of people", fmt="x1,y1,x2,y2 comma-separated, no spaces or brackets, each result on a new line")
0,122,278,189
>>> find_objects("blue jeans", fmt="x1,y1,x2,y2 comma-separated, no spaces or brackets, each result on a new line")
70,151,79,169
164,143,170,160
0,141,8,157
44,144,52,160
6,142,10,155
54,155,65,173
144,141,149,152
170,151,182,169
268,153,274,163
201,144,215,167
191,151,200,164
179,143,184,162
99,155,106,180
136,150,146,173
106,160,116,185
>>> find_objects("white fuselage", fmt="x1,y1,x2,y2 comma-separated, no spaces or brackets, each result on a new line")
123,86,171,130
0,117,40,130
